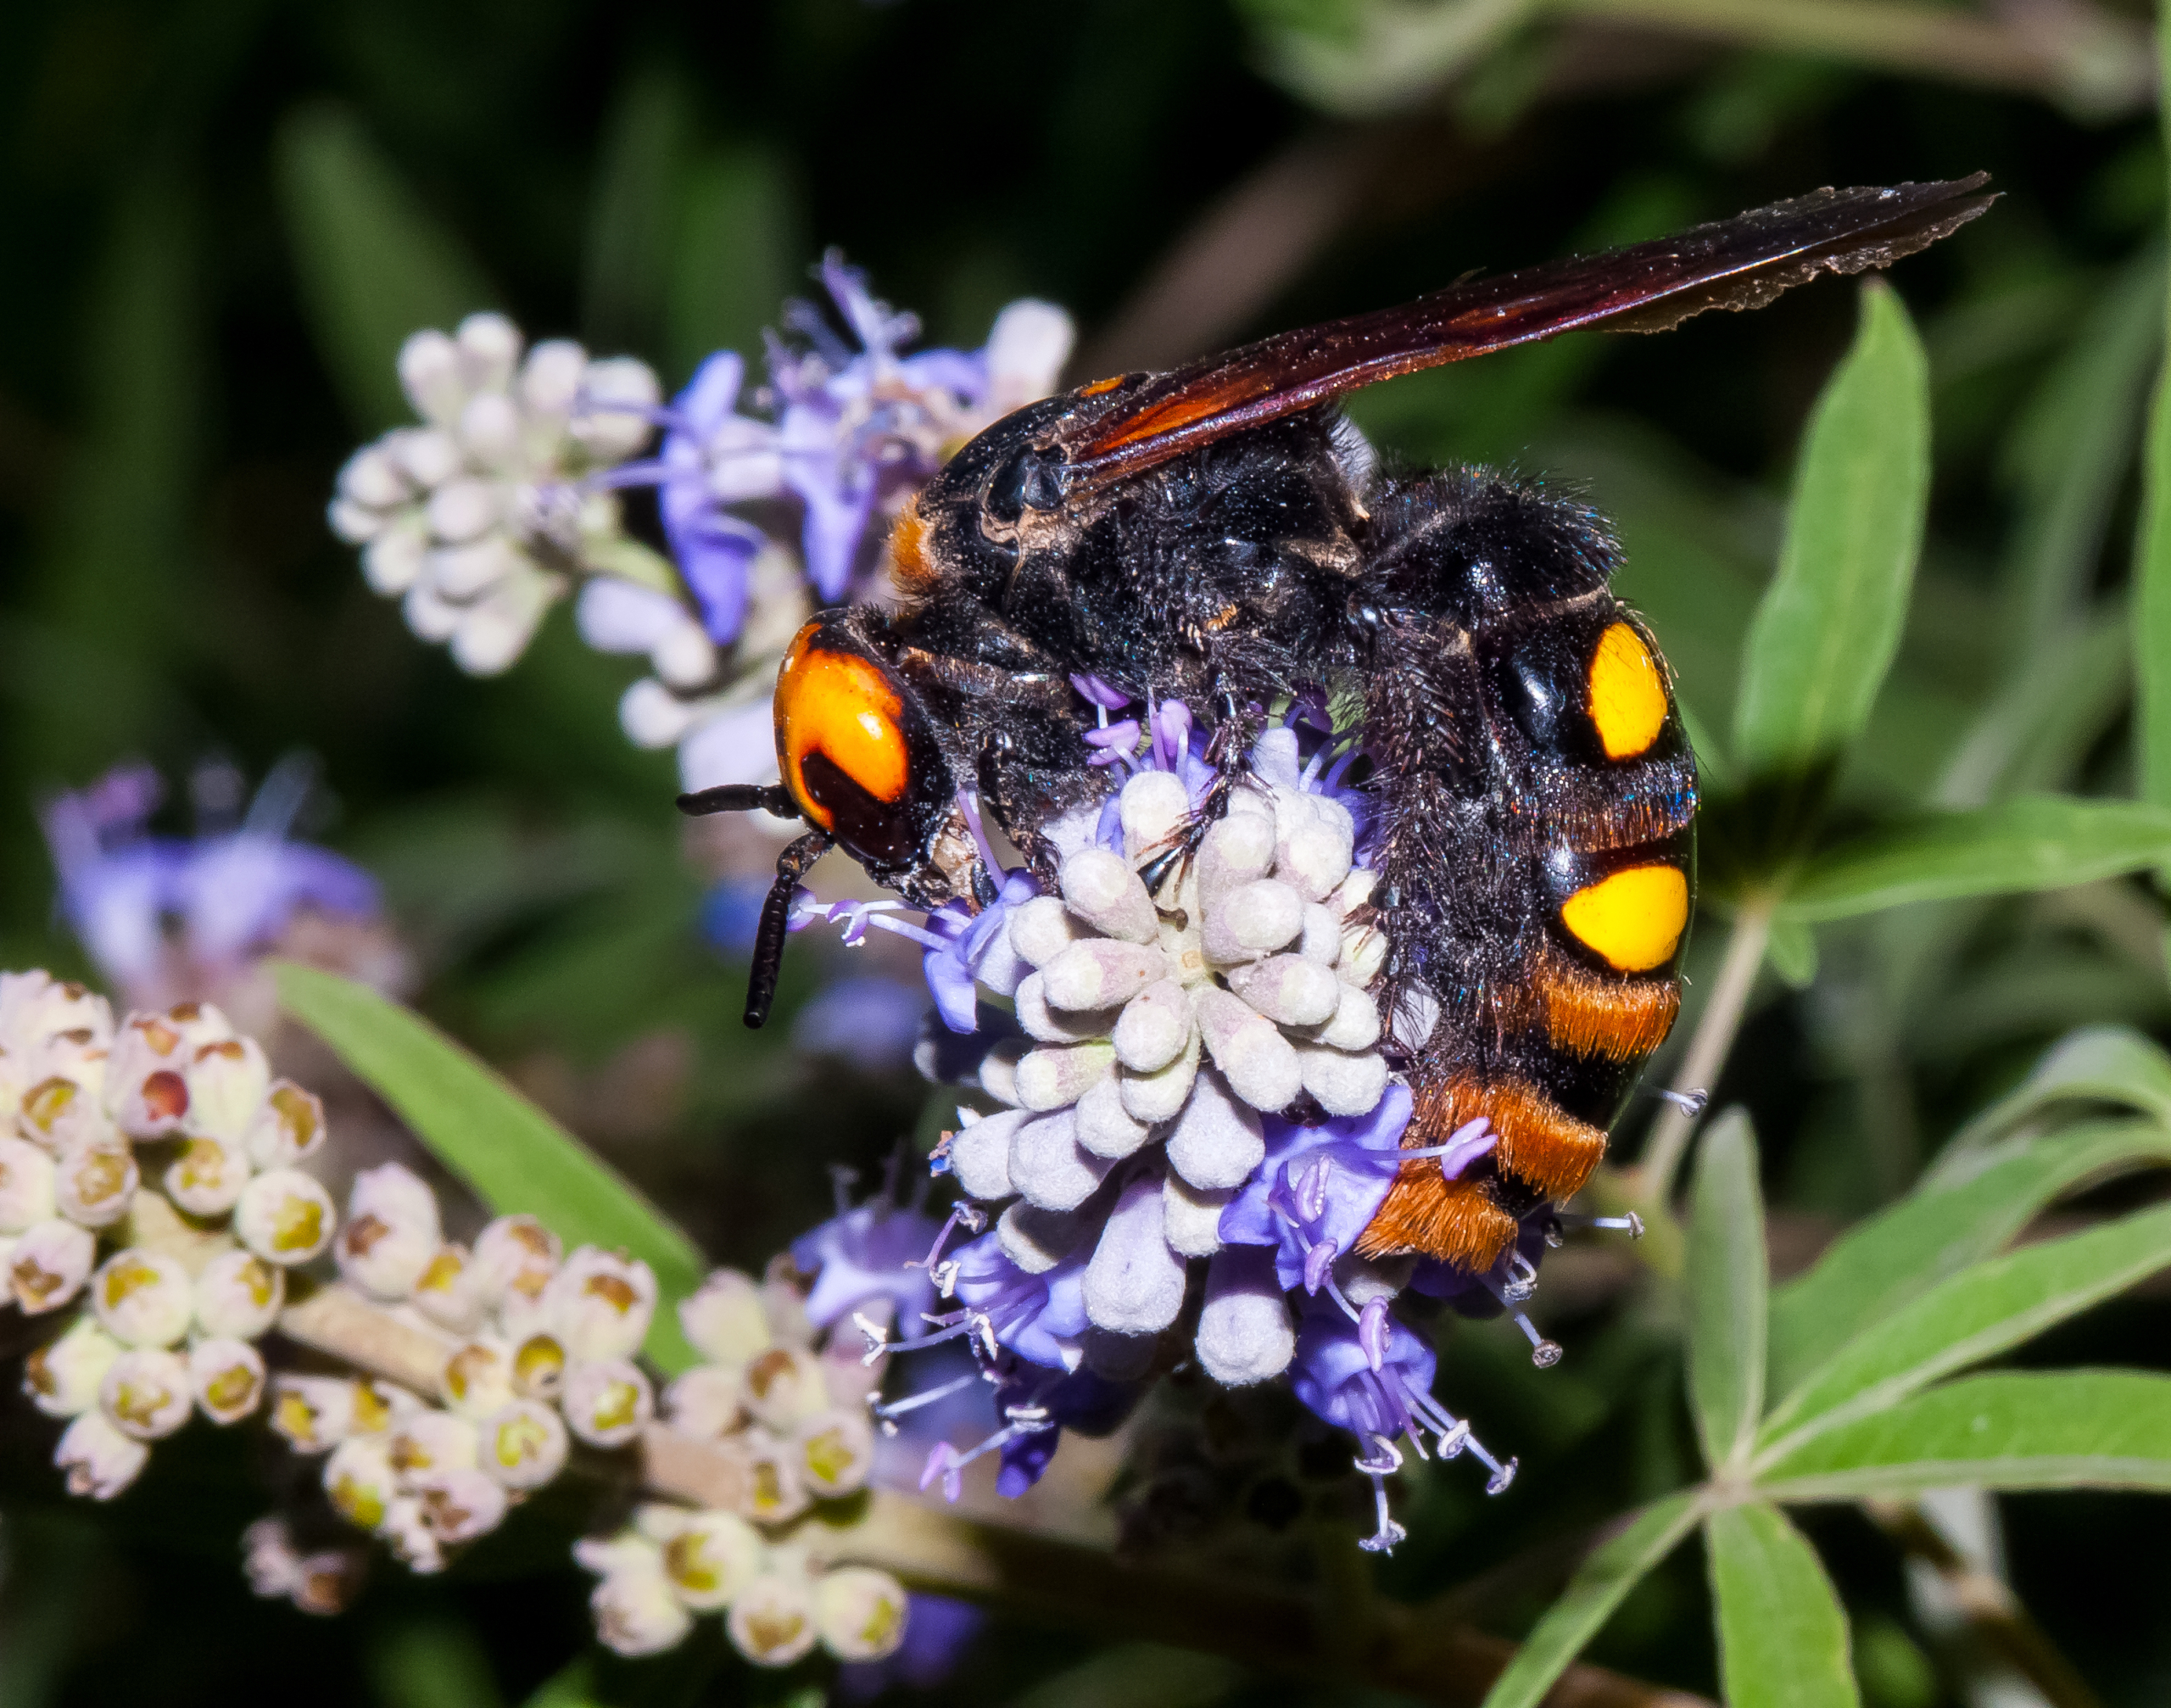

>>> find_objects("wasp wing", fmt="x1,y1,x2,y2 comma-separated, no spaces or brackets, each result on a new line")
1058,175,1993,489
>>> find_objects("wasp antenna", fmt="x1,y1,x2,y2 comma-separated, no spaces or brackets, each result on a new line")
744,829,833,1029
678,783,800,820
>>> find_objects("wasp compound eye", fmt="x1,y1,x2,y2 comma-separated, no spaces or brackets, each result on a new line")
985,445,1063,523
773,617,949,869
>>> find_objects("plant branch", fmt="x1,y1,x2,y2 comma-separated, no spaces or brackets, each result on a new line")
1863,1498,2103,1708
278,1284,1710,1708
1632,891,1776,1214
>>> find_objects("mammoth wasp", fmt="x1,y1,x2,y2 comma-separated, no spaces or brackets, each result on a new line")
685,176,1992,1274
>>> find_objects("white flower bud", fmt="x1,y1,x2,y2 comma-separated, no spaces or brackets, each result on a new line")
1118,771,1190,866
182,1038,270,1142
729,1570,820,1667
562,1358,652,1447
1084,1169,1188,1336
1195,1245,1295,1386
1119,1021,1202,1125
795,1408,875,1498
336,1164,443,1302
1008,1108,1113,1212
425,475,503,544
1014,1041,1113,1113
410,1243,485,1334
399,329,468,425
1162,1170,1231,1259
364,518,427,594
813,1566,910,1662
271,1376,360,1453
1339,918,1387,986
1197,812,1275,905
1012,973,1109,1045
651,1507,765,1611
0,1136,56,1232
9,1218,93,1314
998,1201,1086,1274
619,677,700,746
439,1337,516,1420
1109,977,1192,1074
472,1214,561,1306
1298,901,1342,964
104,1015,198,1138
591,1559,694,1656
739,1344,829,1432
92,1249,193,1348
54,1141,137,1229
512,1331,566,1399
1007,896,1087,968
1297,1042,1390,1117
100,1347,193,1439
24,1314,124,1416
1275,794,1355,901
1224,954,1341,1027
324,1434,399,1531
391,424,460,488
56,1409,149,1499
1074,1075,1153,1160
411,1466,509,1546
190,1337,265,1424
377,1496,445,1574
234,1169,336,1265
1193,988,1300,1112
477,1399,568,1490
678,1267,772,1367
1059,846,1158,944
387,1409,478,1481
352,1378,422,1437
245,1080,326,1169
1206,878,1303,964
1041,940,1162,1013
662,1365,743,1439
1309,982,1381,1052
548,1247,657,1362
15,1074,107,1153
456,312,522,393
945,1108,1019,1202
194,1250,284,1340
1164,1068,1266,1192
163,1136,249,1216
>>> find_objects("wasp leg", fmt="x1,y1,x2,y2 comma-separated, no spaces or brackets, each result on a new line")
745,829,834,1030
1138,693,1269,894
678,783,800,819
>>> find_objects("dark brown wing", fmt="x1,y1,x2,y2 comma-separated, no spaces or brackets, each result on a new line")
1057,175,1993,491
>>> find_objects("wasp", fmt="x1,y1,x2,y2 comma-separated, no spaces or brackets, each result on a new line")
685,176,1992,1274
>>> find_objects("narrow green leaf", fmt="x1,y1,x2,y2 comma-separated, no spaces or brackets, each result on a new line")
1734,281,1928,779
273,961,705,1371
667,147,800,388
1688,1109,1766,1470
275,103,497,431
1759,1201,2171,1459
1476,1493,1703,1708
1776,795,2171,923
1759,1370,2171,1499
1706,1504,1860,1708
2137,1,2171,808
1939,1025,2171,1169
1770,1120,2171,1398
583,65,692,353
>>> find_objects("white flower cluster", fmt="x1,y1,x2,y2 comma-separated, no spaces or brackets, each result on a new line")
2,974,336,1499
943,755,1389,1352
328,313,667,675
577,1514,905,1666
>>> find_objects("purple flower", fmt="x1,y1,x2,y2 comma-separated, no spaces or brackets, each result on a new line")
947,1232,1090,1370
790,1175,944,1334
1288,1288,1438,1441
920,868,1038,1033
835,1594,985,1701
1217,1086,1417,1293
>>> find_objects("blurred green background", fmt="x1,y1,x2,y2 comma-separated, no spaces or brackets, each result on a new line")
0,0,2167,1704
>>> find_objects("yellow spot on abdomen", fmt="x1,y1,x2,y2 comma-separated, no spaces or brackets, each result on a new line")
1560,865,1688,973
1588,621,1668,760
775,625,911,830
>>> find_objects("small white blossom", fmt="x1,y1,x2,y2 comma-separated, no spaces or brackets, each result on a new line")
92,1249,194,1348
181,1037,271,1141
0,1136,56,1232
99,1347,193,1439
645,1505,763,1611
324,1434,400,1531
234,1169,336,1265
727,1570,820,1667
794,1408,875,1499
163,1134,251,1217
410,1242,485,1334
738,1345,829,1432
193,1250,285,1340
587,1553,694,1657
439,1337,516,1420
561,1357,652,1447
9,1218,95,1314
380,1496,447,1575
243,1515,366,1615
244,1080,326,1169
477,1398,568,1490
387,1409,479,1481
56,1409,150,1499
661,1365,743,1439
189,1337,267,1423
678,1268,772,1367
410,1465,509,1546
471,1214,560,1314
511,1331,566,1400
335,1164,442,1301
23,1314,124,1416
546,1246,656,1361
271,1375,360,1454
53,1140,137,1229
812,1566,911,1662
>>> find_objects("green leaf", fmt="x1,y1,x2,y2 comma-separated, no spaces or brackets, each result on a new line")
275,103,497,431
583,65,693,353
522,1659,600,1708
2137,9,2171,810
1734,280,1928,780
1758,1200,2171,1458
1939,1025,2171,1169
1759,1370,2171,1499
1776,795,2171,923
273,961,705,1371
1706,1503,1860,1708
370,1620,505,1708
1688,1108,1767,1470
1770,1120,2171,1398
1766,914,1820,988
1476,1493,1703,1708
666,147,800,388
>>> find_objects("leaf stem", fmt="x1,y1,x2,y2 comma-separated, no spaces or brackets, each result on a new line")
1634,892,1776,1214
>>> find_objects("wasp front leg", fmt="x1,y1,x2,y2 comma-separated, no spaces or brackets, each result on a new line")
1136,685,1269,894
744,829,834,1030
